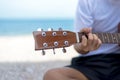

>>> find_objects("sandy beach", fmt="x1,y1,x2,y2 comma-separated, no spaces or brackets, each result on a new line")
0,34,78,80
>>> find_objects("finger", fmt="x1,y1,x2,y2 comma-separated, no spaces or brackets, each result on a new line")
80,27,92,33
81,35,88,47
96,39,102,49
92,34,99,48
87,33,94,50
92,35,102,50
87,33,93,45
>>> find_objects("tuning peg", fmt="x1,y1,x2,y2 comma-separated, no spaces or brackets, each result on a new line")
48,28,53,31
53,48,56,54
37,28,43,31
42,49,45,55
59,27,62,31
62,47,67,53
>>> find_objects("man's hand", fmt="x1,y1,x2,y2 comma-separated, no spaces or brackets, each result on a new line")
74,28,102,54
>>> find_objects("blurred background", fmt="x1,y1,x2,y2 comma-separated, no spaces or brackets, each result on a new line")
0,0,78,80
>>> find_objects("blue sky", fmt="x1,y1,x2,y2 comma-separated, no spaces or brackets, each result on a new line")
0,0,78,19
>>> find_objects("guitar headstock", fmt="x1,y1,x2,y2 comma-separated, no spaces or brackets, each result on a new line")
33,28,77,54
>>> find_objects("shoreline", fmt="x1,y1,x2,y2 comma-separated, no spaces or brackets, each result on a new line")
0,34,78,62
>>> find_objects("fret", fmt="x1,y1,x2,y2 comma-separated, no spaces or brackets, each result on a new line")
95,33,104,43
101,33,105,43
104,34,107,40
113,34,118,43
109,33,114,43
114,33,119,43
107,33,111,43
105,33,110,43
112,33,116,43
97,33,119,43
117,33,120,43
103,33,109,43
110,33,115,43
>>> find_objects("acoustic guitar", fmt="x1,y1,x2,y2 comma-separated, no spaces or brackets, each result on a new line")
33,26,120,55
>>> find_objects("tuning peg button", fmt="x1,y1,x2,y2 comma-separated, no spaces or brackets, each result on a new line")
37,28,43,31
48,28,53,31
42,50,45,55
53,48,56,54
62,47,67,53
59,28,62,31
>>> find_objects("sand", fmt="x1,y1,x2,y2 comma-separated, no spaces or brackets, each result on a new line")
0,34,78,80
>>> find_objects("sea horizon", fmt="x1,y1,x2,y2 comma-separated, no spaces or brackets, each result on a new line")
0,18,74,36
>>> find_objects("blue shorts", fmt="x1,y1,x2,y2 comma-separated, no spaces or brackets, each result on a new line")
67,53,120,80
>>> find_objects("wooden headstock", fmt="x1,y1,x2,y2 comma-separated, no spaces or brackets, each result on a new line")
33,29,77,53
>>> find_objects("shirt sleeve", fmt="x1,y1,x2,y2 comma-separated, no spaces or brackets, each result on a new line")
74,0,94,32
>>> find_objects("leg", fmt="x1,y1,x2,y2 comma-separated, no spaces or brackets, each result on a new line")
43,67,88,80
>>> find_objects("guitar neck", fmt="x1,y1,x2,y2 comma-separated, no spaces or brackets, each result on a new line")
33,30,120,51
78,32,120,44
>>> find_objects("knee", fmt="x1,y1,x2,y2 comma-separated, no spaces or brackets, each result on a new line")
43,69,60,80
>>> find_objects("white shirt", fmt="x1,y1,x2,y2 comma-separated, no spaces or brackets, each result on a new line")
75,0,120,56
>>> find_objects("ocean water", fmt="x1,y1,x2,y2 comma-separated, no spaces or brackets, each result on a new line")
0,19,74,36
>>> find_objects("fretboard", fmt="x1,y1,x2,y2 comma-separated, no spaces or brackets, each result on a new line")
78,32,120,44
